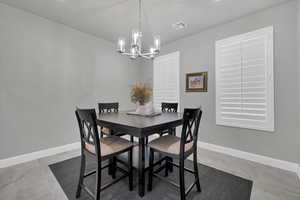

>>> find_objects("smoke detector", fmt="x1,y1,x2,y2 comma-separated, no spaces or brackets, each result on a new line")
172,22,186,30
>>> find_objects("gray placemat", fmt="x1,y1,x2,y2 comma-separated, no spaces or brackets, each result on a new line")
126,111,161,117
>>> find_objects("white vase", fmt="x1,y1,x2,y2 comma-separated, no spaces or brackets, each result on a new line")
136,102,154,115
136,103,147,114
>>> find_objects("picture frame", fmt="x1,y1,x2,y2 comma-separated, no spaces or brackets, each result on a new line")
186,72,208,92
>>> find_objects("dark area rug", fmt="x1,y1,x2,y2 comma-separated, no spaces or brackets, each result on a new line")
49,156,252,200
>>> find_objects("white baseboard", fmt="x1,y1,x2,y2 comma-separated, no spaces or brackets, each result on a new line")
1,139,299,180
198,141,300,176
0,142,81,169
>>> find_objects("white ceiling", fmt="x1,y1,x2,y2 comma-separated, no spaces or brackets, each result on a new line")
0,0,290,45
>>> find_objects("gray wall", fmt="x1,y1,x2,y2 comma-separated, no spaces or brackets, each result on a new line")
142,1,300,164
298,0,300,140
0,3,140,159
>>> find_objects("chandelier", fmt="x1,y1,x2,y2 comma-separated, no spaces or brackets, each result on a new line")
117,0,160,59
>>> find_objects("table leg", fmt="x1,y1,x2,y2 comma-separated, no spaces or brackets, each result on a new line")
138,137,145,197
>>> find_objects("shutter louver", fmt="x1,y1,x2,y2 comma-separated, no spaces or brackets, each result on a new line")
216,27,274,131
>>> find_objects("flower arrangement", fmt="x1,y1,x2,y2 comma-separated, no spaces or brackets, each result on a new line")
131,84,152,105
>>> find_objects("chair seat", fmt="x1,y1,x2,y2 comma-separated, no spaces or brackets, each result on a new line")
85,136,133,157
148,135,193,155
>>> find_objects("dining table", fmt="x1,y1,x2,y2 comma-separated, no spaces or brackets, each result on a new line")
96,111,183,197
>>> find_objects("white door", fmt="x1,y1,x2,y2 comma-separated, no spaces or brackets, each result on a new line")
153,52,180,111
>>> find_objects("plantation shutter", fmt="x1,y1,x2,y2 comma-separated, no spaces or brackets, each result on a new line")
153,52,180,111
215,26,274,131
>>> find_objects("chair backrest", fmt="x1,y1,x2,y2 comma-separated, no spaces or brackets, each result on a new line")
161,102,178,113
75,108,101,157
98,102,119,114
180,108,202,155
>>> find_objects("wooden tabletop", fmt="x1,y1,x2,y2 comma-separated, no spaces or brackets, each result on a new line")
97,111,183,137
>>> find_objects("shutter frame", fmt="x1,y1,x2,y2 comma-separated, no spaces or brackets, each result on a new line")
215,26,274,132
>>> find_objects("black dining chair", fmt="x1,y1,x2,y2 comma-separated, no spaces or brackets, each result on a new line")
157,102,179,172
160,102,179,136
98,102,134,142
161,102,178,113
148,108,202,200
146,102,179,144
75,108,133,200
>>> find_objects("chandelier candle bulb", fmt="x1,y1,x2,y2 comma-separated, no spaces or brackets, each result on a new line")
131,30,140,47
130,47,138,59
149,47,155,58
154,35,161,51
117,37,125,53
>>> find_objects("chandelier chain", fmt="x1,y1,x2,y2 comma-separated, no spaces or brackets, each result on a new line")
139,0,142,33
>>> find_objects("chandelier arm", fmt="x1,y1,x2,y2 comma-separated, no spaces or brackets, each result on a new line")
121,52,134,56
140,52,157,56
140,54,153,60
137,49,143,55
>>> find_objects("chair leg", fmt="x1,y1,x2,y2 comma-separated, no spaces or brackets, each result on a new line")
108,159,112,176
148,149,154,191
158,153,162,166
193,151,201,192
128,149,133,191
145,137,149,145
168,157,174,173
76,154,86,198
179,157,186,200
95,162,101,200
165,158,169,177
172,128,176,136
111,157,117,179
99,127,103,138
168,129,174,173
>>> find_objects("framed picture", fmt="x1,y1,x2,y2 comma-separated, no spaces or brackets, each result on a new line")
186,72,208,92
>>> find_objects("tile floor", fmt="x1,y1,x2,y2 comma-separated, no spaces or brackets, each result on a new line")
0,148,299,200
